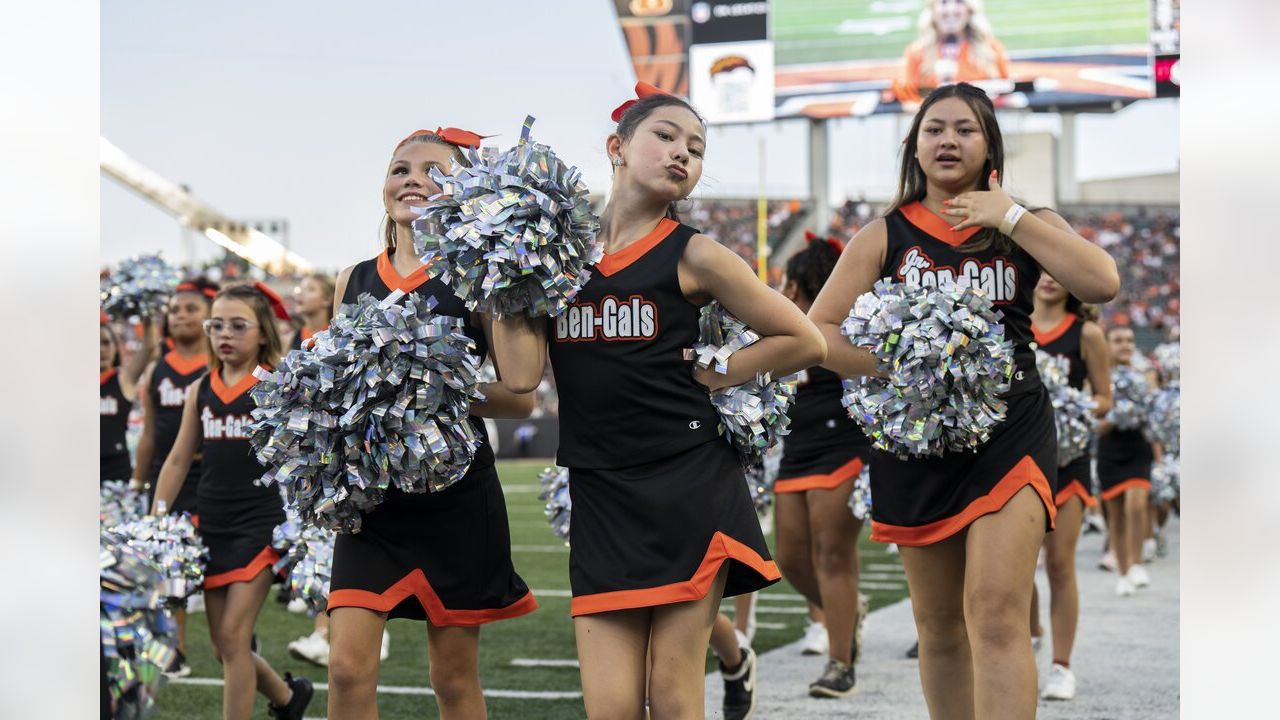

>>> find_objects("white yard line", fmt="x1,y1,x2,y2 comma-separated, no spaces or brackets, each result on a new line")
169,677,580,700
511,658,580,668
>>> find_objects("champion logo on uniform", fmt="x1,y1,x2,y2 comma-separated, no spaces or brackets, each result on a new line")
157,377,188,407
555,295,657,342
100,396,119,416
689,420,702,430
896,246,1018,303
201,407,253,440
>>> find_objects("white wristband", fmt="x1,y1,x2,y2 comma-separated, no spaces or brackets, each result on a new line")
999,203,1027,236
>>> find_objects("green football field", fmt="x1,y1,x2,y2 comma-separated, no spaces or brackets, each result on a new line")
773,0,1151,66
149,459,907,719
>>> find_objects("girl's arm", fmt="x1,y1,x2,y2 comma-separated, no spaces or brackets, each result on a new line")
807,220,889,379
490,314,548,395
471,314,537,418
1080,320,1113,418
150,380,203,514
679,235,826,390
129,362,157,491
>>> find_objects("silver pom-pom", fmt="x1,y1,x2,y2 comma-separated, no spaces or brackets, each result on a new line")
1150,454,1180,504
101,254,183,321
848,464,873,521
100,530,177,719
1152,342,1180,384
272,524,335,615
743,461,773,514
1145,383,1180,454
1108,365,1150,431
840,279,1014,457
107,513,209,601
537,465,572,544
1035,350,1098,466
249,291,486,534
690,302,797,466
101,480,149,529
412,116,602,318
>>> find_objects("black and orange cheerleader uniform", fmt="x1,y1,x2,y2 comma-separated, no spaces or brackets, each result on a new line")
868,203,1058,547
197,368,286,589
775,366,870,495
288,324,327,352
1034,313,1098,509
1096,372,1154,502
146,349,207,516
326,250,536,624
548,218,781,617
101,368,133,484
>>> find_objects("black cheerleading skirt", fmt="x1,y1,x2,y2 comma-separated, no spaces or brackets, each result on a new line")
198,495,284,590
100,453,132,485
868,387,1058,547
567,438,781,617
1055,456,1096,509
1097,431,1153,503
327,464,536,626
776,443,870,494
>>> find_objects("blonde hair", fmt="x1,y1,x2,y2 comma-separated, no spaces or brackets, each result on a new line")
381,133,470,250
303,272,337,323
206,284,283,372
916,0,1000,79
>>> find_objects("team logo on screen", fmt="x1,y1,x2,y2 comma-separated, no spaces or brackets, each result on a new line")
555,295,658,342
895,246,1018,303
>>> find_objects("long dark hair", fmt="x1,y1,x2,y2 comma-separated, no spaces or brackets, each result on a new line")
613,93,705,222
784,235,843,303
889,82,1012,253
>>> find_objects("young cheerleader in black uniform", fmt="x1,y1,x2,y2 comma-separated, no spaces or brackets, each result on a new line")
773,234,871,697
491,84,826,717
287,272,334,352
1030,274,1111,701
324,128,538,720
101,313,154,484
151,283,313,720
809,83,1118,719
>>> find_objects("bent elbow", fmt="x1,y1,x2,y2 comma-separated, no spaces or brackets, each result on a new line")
503,376,540,395
806,329,829,368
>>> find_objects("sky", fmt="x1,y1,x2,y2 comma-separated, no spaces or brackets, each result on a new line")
101,0,1180,271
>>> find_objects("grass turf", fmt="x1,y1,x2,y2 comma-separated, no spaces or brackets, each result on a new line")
149,459,907,719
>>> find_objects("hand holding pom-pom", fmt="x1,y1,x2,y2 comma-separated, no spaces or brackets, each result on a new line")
537,465,571,544
249,291,486,533
101,480,149,529
273,523,335,615
1035,350,1098,466
413,115,602,318
107,513,209,601
1108,365,1150,431
841,279,1015,457
100,531,178,718
101,253,183,321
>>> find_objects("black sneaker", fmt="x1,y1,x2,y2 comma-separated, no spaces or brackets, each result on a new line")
268,673,314,720
906,640,919,659
162,649,191,679
720,647,757,720
809,658,857,698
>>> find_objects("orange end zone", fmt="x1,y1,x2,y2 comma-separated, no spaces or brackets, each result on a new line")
327,570,539,627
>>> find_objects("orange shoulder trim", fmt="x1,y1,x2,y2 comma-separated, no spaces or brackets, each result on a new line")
596,218,678,277
900,201,981,247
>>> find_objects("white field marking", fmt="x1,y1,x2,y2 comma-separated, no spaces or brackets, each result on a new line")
511,658,580,668
755,592,807,602
169,676,581,700
860,581,906,590
756,621,789,630
754,606,811,615
510,544,569,553
866,563,906,572
530,588,573,598
500,484,541,493
861,572,906,581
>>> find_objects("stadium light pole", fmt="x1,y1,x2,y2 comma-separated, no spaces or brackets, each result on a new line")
808,118,830,237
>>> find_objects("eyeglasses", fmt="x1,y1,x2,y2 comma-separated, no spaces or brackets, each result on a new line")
203,319,259,337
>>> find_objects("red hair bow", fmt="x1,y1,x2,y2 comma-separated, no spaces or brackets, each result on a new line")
611,81,673,123
397,127,487,150
100,309,109,325
804,230,845,253
253,281,292,322
175,281,217,298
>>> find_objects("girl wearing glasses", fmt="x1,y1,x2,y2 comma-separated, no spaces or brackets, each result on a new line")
151,283,314,720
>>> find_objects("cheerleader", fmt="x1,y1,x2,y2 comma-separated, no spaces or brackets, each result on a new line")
101,314,154,484
1096,325,1159,596
324,128,538,720
773,233,870,697
288,272,334,351
491,83,826,717
808,83,1118,717
128,276,219,677
151,283,313,720
1029,275,1111,700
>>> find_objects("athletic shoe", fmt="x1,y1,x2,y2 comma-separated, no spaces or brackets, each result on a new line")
287,631,330,667
809,658,857,698
1082,513,1105,535
734,627,753,652
1127,564,1151,588
800,620,828,656
267,673,314,720
286,597,309,614
275,585,291,604
720,647,757,720
1115,575,1136,597
852,593,870,664
186,592,205,614
906,641,919,659
1098,550,1117,573
380,629,391,661
1041,663,1077,700
162,650,191,679
1142,538,1157,563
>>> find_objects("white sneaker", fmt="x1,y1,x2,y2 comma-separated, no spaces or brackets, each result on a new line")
186,592,205,614
286,597,309,614
1142,538,1157,563
287,631,330,667
886,543,899,555
734,627,753,652
380,629,391,661
1115,575,1136,597
1127,564,1151,588
1041,663,1077,700
801,620,828,656
1098,551,1117,573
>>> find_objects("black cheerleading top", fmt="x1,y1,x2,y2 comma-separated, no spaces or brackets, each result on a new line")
1034,313,1087,390
785,366,868,455
147,350,207,483
549,219,721,469
882,202,1043,395
341,250,494,471
196,369,277,506
100,368,132,479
